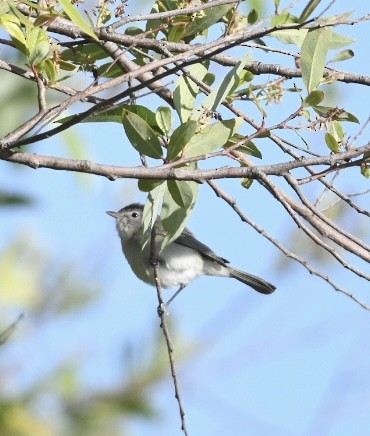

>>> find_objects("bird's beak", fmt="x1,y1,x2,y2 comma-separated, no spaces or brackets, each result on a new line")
106,210,119,218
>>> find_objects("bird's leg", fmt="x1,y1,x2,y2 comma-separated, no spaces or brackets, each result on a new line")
165,284,186,307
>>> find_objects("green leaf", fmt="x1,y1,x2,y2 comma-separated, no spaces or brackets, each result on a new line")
167,120,198,160
58,0,98,41
247,9,258,24
174,63,208,122
122,110,163,159
313,106,360,123
224,134,262,158
241,178,253,189
301,27,332,92
361,152,370,178
272,29,353,49
184,4,234,37
122,105,162,134
335,111,359,124
202,55,250,112
59,60,79,72
156,107,172,136
361,166,370,178
299,0,322,23
203,73,215,86
325,133,340,153
27,27,50,66
168,21,188,43
97,62,123,78
167,180,198,209
302,90,324,107
328,32,355,50
330,120,344,141
328,49,354,64
142,183,167,249
57,108,121,124
42,59,57,82
61,43,109,63
274,0,281,11
138,179,164,192
271,28,306,46
271,11,298,26
184,118,243,158
8,2,34,28
160,189,197,251
0,14,27,53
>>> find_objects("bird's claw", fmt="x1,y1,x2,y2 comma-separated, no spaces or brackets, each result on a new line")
157,302,169,317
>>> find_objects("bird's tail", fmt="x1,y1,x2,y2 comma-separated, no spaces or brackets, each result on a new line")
228,267,276,295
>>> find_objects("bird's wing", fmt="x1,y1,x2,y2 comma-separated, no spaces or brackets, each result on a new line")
174,228,230,265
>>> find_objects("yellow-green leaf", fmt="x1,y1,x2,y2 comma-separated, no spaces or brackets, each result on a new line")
122,110,163,159
303,90,324,107
58,0,98,41
167,120,198,160
301,27,332,92
167,180,198,209
325,133,340,153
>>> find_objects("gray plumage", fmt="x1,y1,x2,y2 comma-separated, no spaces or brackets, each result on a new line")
107,203,276,301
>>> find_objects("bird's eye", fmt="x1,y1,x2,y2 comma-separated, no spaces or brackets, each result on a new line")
131,212,139,218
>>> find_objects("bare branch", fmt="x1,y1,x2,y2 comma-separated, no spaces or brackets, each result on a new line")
207,180,370,310
150,223,188,436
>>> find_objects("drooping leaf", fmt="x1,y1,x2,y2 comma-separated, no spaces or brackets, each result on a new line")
43,58,57,82
330,120,344,141
299,0,323,23
361,152,370,178
26,26,50,66
272,29,354,49
328,32,355,50
184,4,234,37
0,14,27,53
142,183,166,249
160,189,197,250
313,106,360,123
302,90,324,107
174,63,208,122
61,43,109,63
241,177,253,189
58,0,98,41
167,16,189,42
328,49,354,64
156,106,172,136
203,73,216,86
271,11,298,26
202,55,250,111
122,105,162,134
167,120,198,160
183,118,243,158
224,134,262,158
138,179,164,192
271,28,306,46
247,9,258,24
301,27,332,92
325,133,340,153
167,180,198,209
122,110,163,159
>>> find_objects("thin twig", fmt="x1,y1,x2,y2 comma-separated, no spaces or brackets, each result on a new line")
257,171,370,278
0,313,25,345
284,173,370,253
206,180,370,310
150,225,188,436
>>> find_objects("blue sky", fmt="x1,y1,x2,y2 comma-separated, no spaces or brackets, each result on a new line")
1,1,370,435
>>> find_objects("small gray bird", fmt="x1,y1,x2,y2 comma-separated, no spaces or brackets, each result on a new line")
107,203,276,305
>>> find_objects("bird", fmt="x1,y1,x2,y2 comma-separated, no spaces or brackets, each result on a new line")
107,203,276,305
